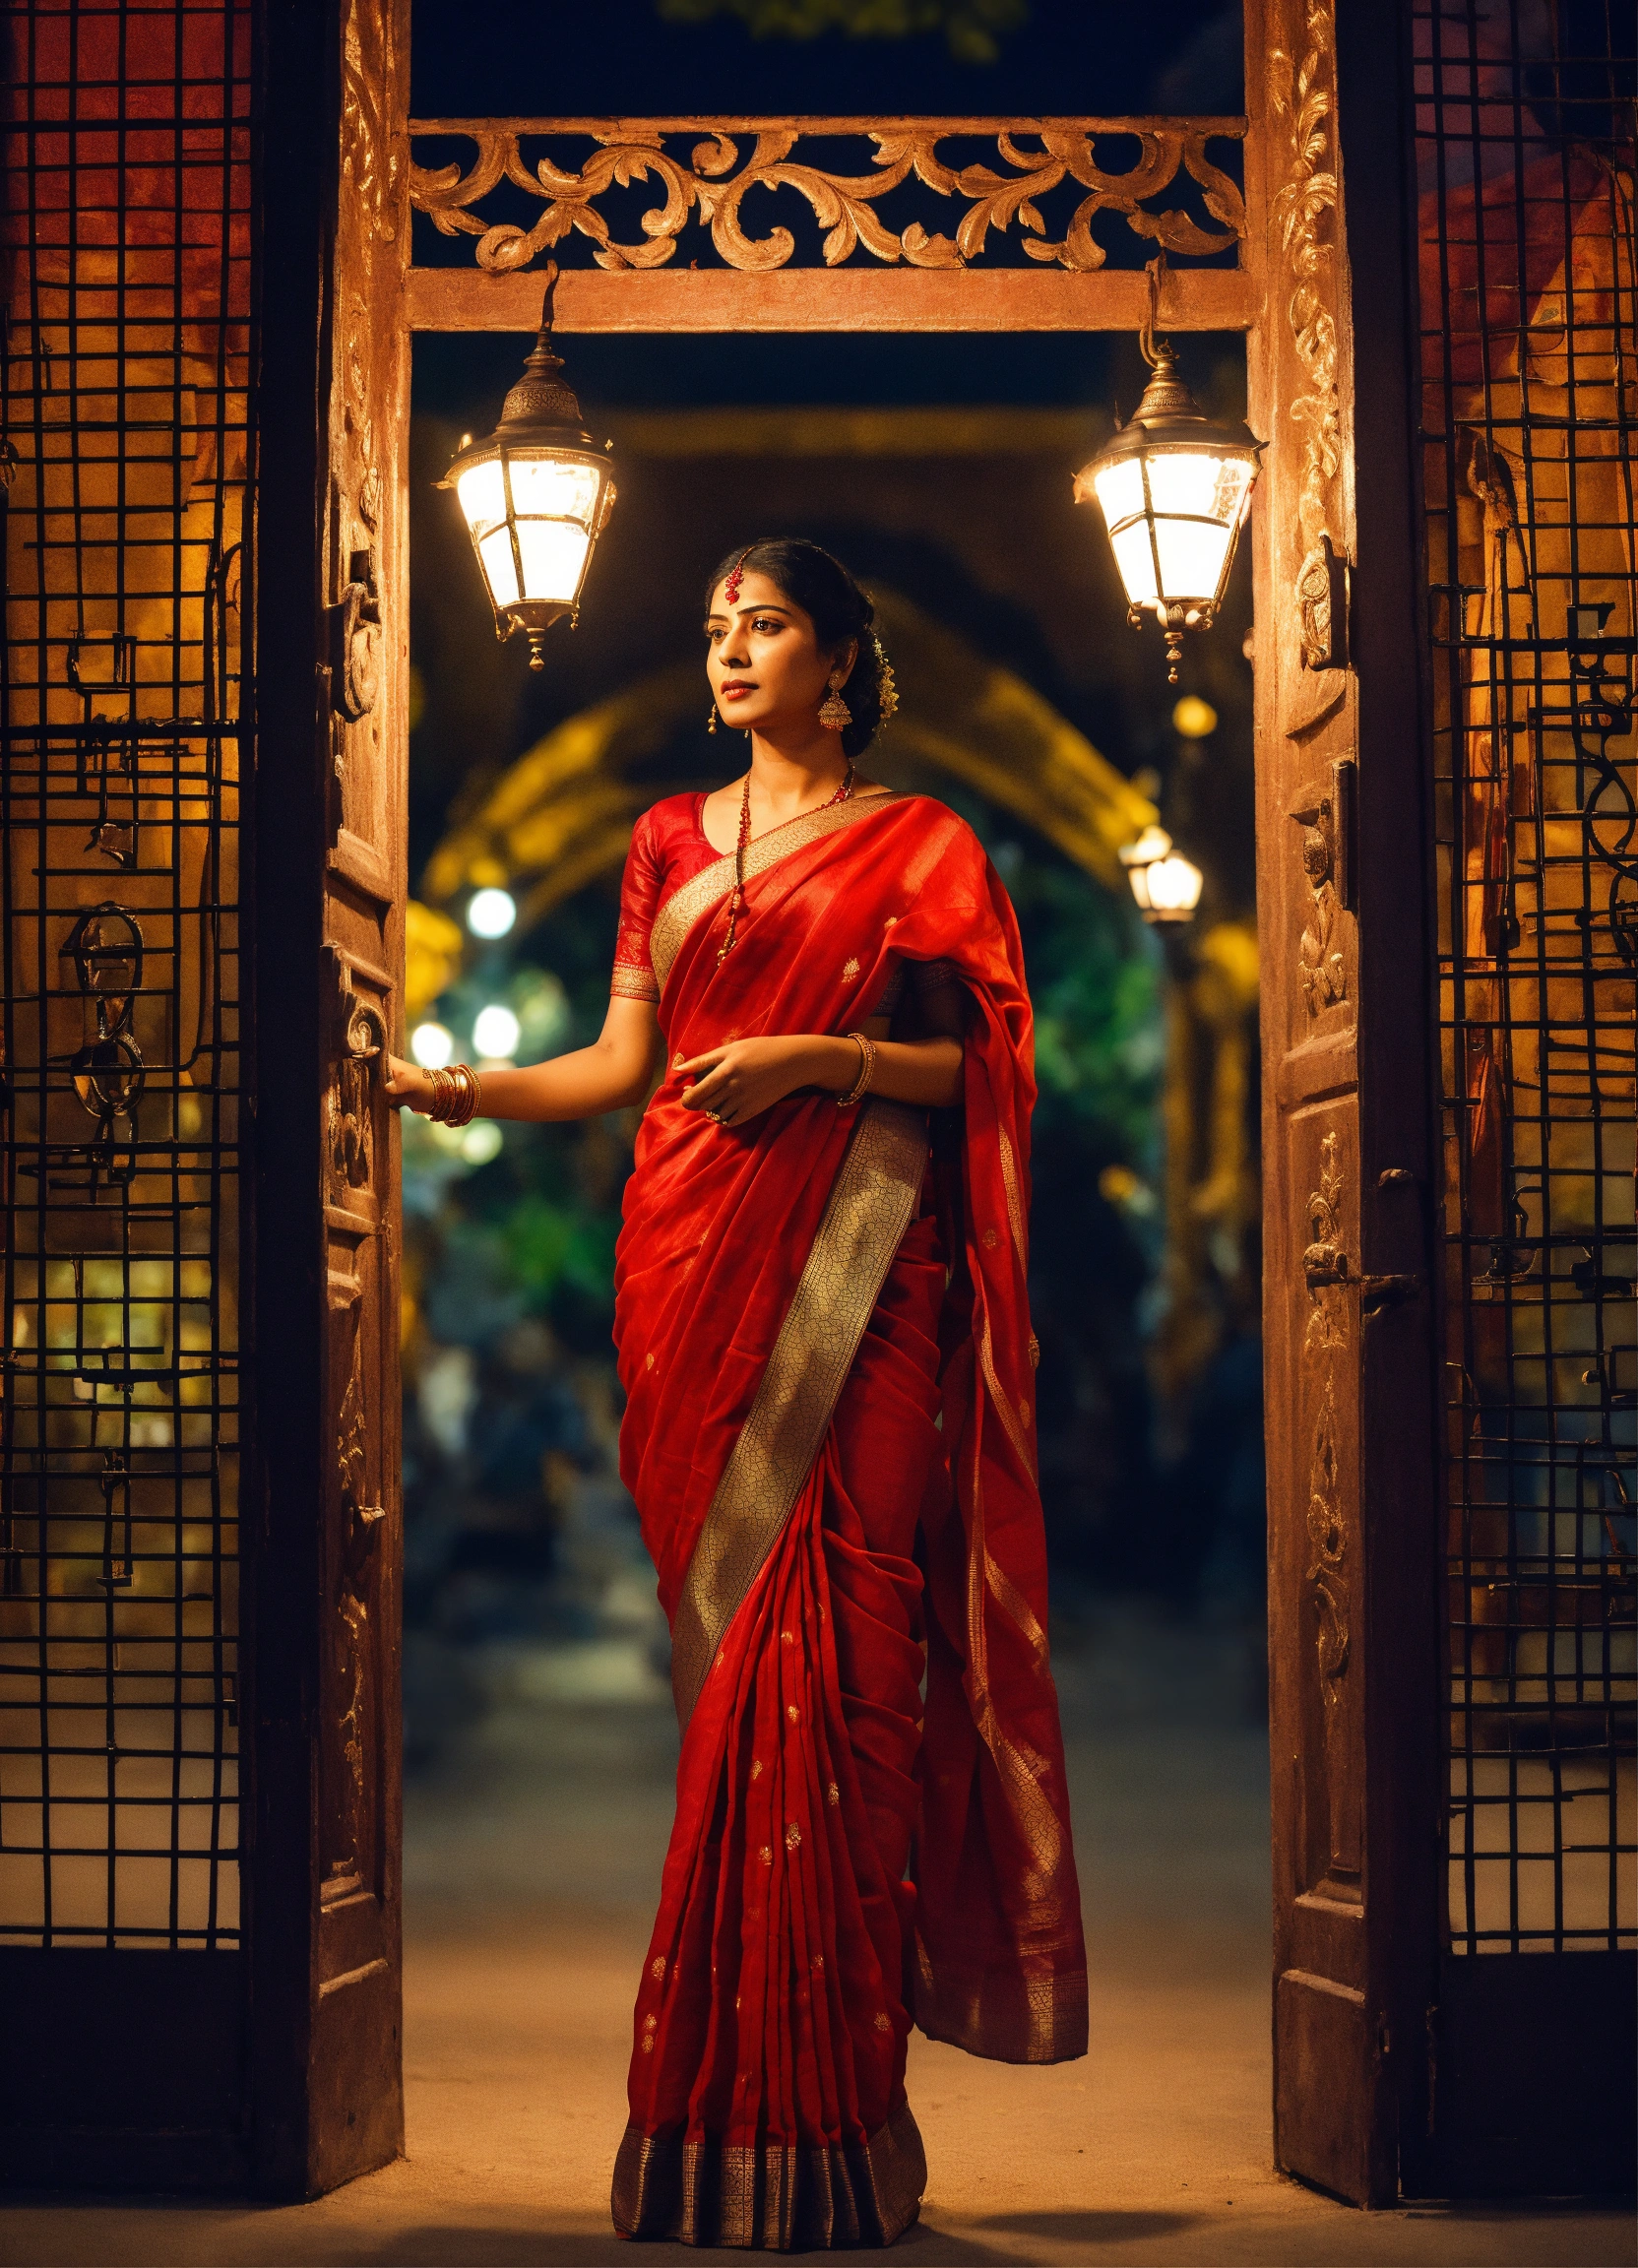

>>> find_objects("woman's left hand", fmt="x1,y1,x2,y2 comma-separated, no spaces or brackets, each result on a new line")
675,1036,835,1128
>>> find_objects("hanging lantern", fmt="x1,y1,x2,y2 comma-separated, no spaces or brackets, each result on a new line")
1074,342,1261,684
440,262,616,670
1119,825,1203,925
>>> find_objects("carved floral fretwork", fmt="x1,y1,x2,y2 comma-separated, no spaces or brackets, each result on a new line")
409,119,1247,277
1271,1,1349,672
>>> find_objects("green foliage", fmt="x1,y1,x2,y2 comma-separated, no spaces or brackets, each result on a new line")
654,0,1028,63
990,840,1165,1167
502,1190,620,1313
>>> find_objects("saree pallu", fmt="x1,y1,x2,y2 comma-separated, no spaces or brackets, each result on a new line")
610,793,1087,2249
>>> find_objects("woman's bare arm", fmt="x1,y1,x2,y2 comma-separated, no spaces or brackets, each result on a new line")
384,995,662,1122
674,972,969,1124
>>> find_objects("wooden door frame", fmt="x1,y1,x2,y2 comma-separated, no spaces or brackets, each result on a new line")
357,14,1442,2210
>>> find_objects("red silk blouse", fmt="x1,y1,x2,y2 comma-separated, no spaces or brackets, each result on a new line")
609,791,961,1014
609,794,720,1005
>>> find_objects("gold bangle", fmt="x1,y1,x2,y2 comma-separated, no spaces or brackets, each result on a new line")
835,1030,875,1108
448,1063,481,1128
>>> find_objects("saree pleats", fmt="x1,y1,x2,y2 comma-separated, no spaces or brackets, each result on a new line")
613,1217,944,2248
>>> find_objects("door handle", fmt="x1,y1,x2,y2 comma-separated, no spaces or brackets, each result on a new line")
1359,1272,1423,1316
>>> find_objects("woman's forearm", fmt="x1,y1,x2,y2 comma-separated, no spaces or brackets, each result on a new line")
462,1041,652,1121
789,1034,964,1111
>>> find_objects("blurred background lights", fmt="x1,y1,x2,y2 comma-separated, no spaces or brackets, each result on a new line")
1118,825,1203,924
472,1002,522,1060
460,1121,503,1166
467,886,518,939
410,1021,455,1069
1171,695,1219,739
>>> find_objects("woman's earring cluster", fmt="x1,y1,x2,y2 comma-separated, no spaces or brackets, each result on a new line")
816,672,851,732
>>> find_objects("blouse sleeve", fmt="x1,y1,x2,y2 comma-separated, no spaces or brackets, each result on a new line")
610,811,663,1004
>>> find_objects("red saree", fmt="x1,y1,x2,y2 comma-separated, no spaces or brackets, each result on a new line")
608,790,1087,2249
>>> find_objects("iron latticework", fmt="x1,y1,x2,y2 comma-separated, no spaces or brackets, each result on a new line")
0,0,251,1947
1416,0,1636,1953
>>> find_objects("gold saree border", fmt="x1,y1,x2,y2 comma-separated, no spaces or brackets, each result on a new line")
611,2102,925,2249
669,1097,929,1730
649,789,898,993
912,1941,1089,2066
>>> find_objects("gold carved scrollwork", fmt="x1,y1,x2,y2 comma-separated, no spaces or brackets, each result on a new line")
409,119,1246,278
1271,2,1349,672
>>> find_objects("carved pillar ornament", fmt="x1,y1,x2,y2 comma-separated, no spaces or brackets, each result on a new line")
1289,755,1354,1015
1300,1130,1358,1883
325,948,387,1199
1271,0,1350,673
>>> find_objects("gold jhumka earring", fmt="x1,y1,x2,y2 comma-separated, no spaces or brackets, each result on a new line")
817,672,851,730
707,705,719,732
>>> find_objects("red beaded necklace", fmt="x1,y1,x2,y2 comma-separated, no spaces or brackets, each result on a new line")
717,760,855,967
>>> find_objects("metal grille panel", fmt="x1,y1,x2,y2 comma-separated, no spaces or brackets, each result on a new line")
0,0,251,1947
1416,0,1636,1953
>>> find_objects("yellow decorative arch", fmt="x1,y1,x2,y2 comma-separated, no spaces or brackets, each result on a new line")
419,591,1157,934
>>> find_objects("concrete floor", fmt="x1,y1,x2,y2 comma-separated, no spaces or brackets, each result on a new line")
4,1611,1631,2267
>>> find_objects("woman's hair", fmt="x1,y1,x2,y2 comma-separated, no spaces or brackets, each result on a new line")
706,537,891,760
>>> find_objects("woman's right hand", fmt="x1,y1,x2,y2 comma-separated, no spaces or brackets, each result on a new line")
383,1054,432,1112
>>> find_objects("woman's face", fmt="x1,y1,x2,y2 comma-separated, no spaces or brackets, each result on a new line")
705,570,855,738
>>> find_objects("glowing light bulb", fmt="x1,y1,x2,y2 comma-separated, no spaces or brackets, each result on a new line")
410,1022,455,1069
467,887,517,939
472,1003,521,1060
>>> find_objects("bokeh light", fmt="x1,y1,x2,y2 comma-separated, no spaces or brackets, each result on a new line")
467,887,518,939
1171,695,1219,738
460,1121,503,1166
410,1020,455,1068
472,1002,522,1059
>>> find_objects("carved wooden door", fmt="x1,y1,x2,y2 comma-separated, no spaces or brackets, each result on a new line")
250,0,410,2195
1244,0,1442,2206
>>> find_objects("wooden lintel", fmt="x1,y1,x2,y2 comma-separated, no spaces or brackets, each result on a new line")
409,113,1249,137
406,264,1256,336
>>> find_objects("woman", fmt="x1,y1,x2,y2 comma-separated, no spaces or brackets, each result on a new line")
387,540,1087,2249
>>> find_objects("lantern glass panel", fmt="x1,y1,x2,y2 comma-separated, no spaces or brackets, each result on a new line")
515,516,593,606
477,524,521,607
1092,456,1146,530
507,455,601,523
456,457,507,538
1152,517,1235,604
1110,520,1161,605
